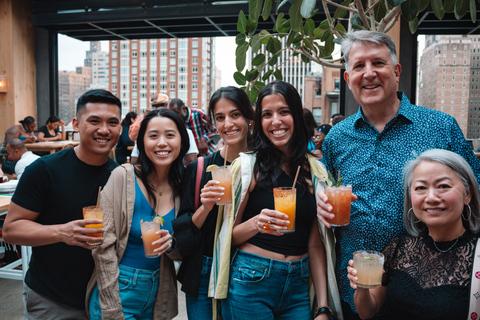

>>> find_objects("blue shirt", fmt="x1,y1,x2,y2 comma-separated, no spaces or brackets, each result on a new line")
120,178,175,270
322,92,480,312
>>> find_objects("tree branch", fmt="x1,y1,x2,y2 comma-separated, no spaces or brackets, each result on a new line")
377,6,401,32
322,0,343,39
354,0,372,29
324,0,356,12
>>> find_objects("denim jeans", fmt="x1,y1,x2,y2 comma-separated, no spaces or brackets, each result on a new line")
222,250,311,320
185,255,214,319
89,264,159,320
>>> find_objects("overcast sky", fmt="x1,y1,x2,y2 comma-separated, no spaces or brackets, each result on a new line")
58,34,237,87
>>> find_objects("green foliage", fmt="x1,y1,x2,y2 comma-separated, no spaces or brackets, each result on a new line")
235,0,477,102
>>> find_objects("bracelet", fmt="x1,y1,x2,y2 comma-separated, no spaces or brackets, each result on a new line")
314,305,333,319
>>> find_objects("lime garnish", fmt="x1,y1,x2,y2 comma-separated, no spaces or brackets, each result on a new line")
153,216,165,226
336,177,343,187
206,164,219,172
363,256,374,261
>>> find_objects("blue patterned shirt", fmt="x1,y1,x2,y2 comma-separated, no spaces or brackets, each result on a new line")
322,92,480,313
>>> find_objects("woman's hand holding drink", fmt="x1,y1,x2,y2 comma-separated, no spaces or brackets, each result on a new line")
140,216,171,258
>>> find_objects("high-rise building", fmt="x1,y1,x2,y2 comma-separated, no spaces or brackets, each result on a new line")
58,67,92,123
90,51,109,90
109,38,214,116
84,41,101,68
418,35,480,138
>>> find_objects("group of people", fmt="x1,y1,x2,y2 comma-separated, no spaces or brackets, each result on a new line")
2,29,480,320
0,115,67,175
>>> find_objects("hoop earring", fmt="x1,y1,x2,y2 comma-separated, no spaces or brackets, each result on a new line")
462,204,472,221
408,208,421,224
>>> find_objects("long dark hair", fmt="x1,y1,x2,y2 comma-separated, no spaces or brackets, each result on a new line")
208,86,254,140
134,108,189,210
249,80,311,191
122,111,137,127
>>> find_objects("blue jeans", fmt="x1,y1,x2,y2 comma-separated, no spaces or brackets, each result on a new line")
185,255,214,319
89,264,159,320
222,250,311,320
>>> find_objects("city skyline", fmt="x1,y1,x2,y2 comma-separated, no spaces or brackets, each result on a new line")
58,34,237,88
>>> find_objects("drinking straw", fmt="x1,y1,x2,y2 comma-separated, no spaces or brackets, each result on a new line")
338,170,341,185
292,166,301,188
96,186,101,208
223,145,228,167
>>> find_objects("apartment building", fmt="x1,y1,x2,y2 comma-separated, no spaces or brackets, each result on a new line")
109,38,214,116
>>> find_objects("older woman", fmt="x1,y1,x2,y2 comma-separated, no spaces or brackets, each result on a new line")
347,149,480,319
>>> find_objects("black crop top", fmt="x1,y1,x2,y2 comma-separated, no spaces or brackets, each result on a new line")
242,170,317,255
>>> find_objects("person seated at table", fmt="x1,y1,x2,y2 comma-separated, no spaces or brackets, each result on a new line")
0,116,37,174
347,149,480,320
6,138,40,180
115,111,137,165
38,115,66,142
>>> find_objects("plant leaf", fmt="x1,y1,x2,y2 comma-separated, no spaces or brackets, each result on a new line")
247,87,259,103
274,69,283,80
235,33,247,46
334,0,350,19
252,53,266,66
300,0,316,18
234,72,246,85
262,69,273,81
350,13,363,29
246,69,260,81
444,0,455,13
262,0,273,20
268,53,279,66
287,29,297,46
408,17,418,33
431,0,445,19
418,0,429,12
471,0,477,23
246,16,258,34
238,11,248,33
235,45,248,71
251,34,262,53
454,0,469,19
289,0,303,31
249,0,263,22
275,13,285,31
401,0,419,22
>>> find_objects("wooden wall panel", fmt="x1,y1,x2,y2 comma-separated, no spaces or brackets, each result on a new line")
0,0,36,137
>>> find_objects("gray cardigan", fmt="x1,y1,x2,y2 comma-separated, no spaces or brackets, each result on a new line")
85,164,182,320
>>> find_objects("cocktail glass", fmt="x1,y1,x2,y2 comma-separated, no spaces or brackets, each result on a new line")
211,166,232,205
83,206,103,246
325,184,352,227
140,216,161,258
273,187,296,234
353,250,385,289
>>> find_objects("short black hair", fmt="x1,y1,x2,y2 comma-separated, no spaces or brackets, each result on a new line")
169,98,185,109
46,115,60,124
76,89,121,118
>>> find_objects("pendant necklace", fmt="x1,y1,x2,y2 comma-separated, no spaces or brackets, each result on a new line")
433,237,459,253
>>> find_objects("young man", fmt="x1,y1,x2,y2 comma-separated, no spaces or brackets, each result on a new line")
3,89,122,319
317,30,480,320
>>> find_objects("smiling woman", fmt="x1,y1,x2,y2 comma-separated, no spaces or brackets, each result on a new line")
86,108,189,320
347,149,480,320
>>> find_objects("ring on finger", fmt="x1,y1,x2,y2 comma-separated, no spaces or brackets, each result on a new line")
267,218,272,224
263,222,269,230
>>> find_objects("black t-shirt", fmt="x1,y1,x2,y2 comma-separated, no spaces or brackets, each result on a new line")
242,170,316,255
38,125,59,138
11,148,118,310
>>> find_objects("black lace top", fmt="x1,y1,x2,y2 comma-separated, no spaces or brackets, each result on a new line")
382,231,477,320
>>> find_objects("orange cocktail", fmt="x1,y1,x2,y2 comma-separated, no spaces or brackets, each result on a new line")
325,185,352,227
211,166,232,205
353,250,385,289
273,187,296,233
83,206,103,246
140,217,161,258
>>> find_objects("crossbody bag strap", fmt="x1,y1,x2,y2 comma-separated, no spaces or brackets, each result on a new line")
195,156,204,210
468,237,480,319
